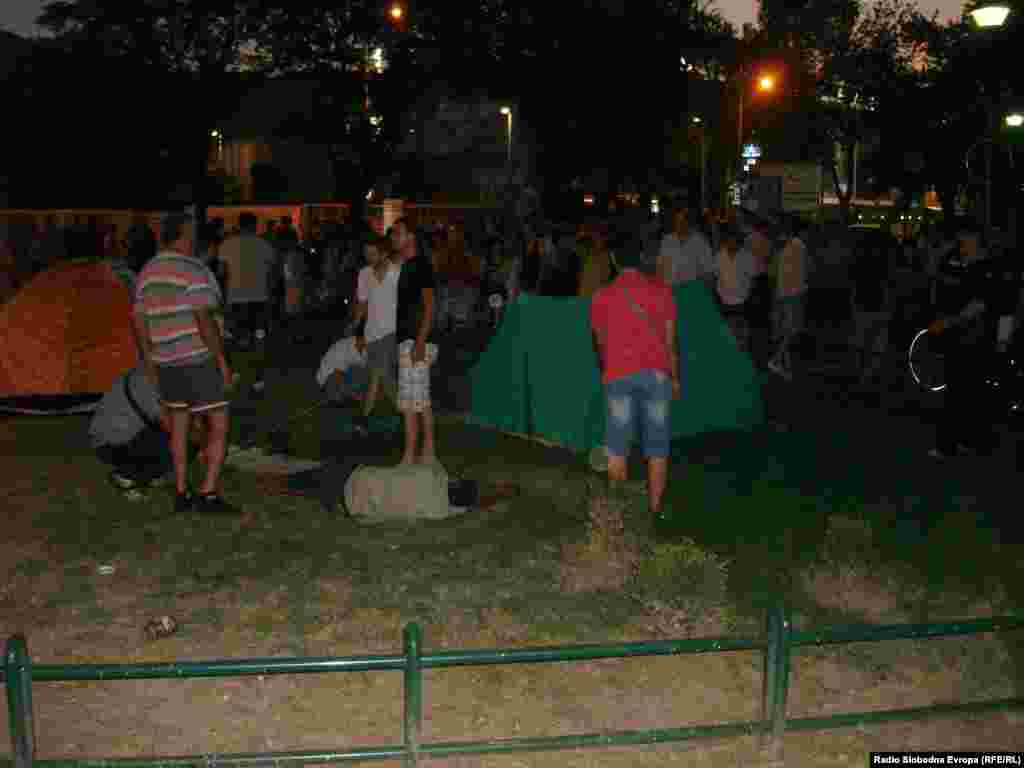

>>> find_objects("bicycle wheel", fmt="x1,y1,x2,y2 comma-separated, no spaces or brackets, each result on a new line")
908,327,946,392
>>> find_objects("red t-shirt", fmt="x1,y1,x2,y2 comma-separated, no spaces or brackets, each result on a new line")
590,269,676,384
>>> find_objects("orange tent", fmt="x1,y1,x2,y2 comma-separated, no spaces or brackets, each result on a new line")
0,261,138,399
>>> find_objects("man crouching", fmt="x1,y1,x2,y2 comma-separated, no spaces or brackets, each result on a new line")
91,365,205,502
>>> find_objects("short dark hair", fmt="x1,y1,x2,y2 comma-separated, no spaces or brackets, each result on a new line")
239,212,258,231
160,213,193,247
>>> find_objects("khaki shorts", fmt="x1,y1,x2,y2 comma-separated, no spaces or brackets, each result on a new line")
397,339,439,413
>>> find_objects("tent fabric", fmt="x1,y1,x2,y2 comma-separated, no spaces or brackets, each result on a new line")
0,261,138,405
467,281,765,453
0,394,102,416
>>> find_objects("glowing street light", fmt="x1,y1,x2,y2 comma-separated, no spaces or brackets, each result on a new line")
971,1,1011,28
389,3,404,22
737,70,780,183
1006,113,1024,127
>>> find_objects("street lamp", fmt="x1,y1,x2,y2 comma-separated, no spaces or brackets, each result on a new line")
1006,113,1024,128
691,116,708,211
971,1,1010,28
388,3,404,23
500,106,512,165
737,70,777,180
968,2,1011,245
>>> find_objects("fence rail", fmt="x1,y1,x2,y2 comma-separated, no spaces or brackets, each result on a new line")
4,605,1023,767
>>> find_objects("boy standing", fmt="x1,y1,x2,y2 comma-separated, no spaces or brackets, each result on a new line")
391,218,438,465
349,233,400,420
591,230,680,522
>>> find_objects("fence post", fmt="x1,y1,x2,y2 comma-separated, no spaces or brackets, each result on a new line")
403,623,423,768
771,602,792,742
761,604,780,746
5,635,36,768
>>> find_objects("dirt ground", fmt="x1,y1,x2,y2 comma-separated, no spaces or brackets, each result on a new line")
2,418,1023,767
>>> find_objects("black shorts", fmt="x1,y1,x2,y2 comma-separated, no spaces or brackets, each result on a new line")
156,358,229,413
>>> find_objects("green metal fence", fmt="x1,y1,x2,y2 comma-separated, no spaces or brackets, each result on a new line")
4,604,1023,767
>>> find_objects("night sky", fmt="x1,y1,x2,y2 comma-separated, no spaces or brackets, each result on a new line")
0,0,968,47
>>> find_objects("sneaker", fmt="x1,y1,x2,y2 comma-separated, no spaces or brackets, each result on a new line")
351,412,370,436
175,489,195,513
109,473,140,489
122,488,147,503
109,471,137,491
196,493,241,516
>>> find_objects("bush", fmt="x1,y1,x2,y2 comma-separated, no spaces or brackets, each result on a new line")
630,537,740,638
634,538,731,610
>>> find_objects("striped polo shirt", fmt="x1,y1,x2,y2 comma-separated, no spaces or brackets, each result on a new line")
134,250,222,367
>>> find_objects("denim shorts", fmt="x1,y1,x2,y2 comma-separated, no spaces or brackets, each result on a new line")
605,369,672,459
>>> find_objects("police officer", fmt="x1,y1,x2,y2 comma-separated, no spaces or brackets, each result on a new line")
927,221,1005,459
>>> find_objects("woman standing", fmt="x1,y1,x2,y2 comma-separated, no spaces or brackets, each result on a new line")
715,225,753,352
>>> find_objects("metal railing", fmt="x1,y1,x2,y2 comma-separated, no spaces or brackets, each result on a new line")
4,604,1023,767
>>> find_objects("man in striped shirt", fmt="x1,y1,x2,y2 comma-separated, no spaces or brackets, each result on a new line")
134,213,238,515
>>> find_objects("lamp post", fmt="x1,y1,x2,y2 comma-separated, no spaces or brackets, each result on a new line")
500,106,513,165
692,116,708,211
969,0,1011,245
737,70,775,177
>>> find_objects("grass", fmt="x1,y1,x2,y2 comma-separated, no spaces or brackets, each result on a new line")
3,356,1023,762
4,334,1023,660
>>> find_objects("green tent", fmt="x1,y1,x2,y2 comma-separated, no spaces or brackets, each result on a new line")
467,281,765,453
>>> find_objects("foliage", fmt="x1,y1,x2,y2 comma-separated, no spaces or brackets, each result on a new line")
37,0,279,74
35,0,283,212
634,537,732,609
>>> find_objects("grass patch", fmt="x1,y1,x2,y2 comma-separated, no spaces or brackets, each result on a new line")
5,361,1022,665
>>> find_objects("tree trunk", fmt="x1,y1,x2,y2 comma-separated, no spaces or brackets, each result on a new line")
830,159,852,226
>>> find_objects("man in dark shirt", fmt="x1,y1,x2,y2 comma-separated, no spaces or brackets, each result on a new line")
927,223,1003,459
391,217,439,465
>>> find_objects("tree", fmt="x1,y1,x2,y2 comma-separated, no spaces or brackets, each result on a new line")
500,0,734,210
765,0,925,222
265,0,440,218
890,4,1024,224
37,0,280,221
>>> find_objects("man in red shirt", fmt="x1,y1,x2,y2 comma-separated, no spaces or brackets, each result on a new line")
590,229,680,521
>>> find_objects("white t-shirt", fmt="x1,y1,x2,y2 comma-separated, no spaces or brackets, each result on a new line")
356,263,400,342
218,233,276,304
659,232,715,285
316,337,367,388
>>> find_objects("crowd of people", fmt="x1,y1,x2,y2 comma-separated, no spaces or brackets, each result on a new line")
7,196,1015,516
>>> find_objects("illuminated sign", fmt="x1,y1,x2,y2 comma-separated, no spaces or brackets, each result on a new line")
742,144,762,159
